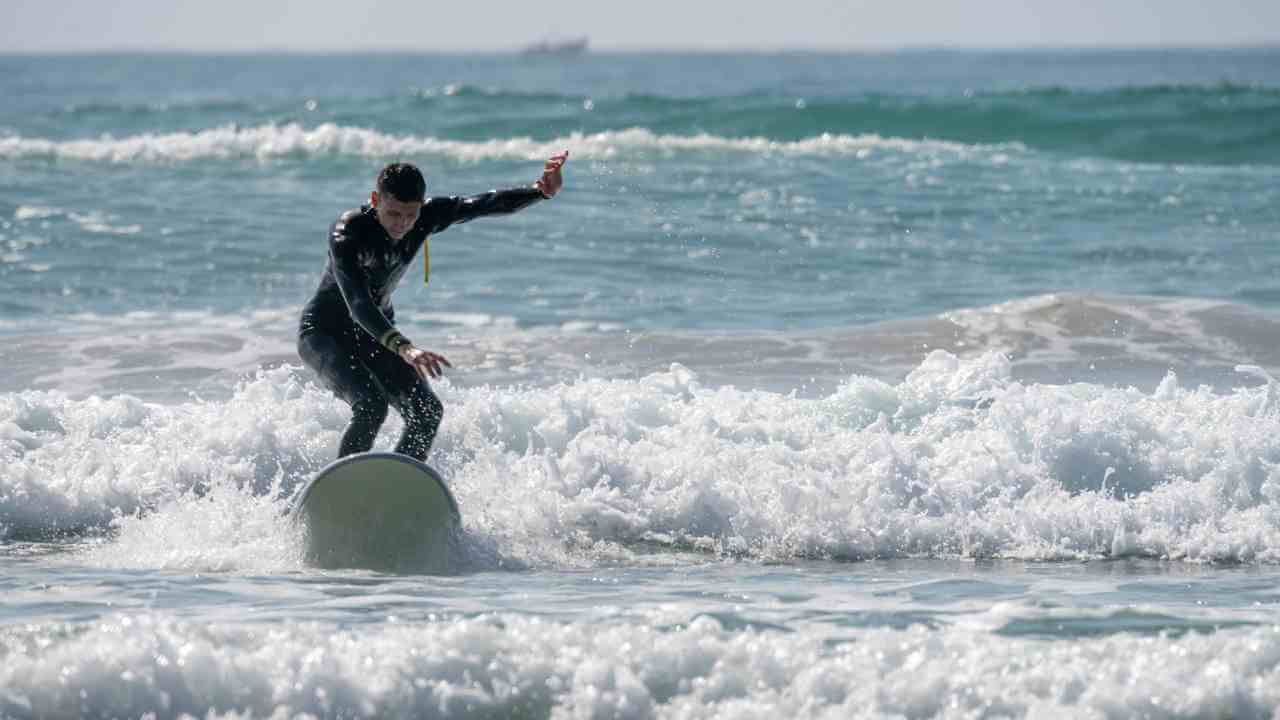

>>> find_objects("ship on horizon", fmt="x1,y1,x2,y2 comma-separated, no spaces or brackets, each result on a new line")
519,35,589,56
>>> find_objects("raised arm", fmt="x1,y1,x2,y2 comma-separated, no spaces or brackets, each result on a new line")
421,150,569,233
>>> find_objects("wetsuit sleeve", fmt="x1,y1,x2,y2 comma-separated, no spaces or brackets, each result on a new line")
328,215,396,342
420,187,545,234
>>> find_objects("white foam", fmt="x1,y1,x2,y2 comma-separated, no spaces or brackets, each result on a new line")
440,350,1280,565
0,123,1021,164
0,612,1277,719
13,206,62,221
399,311,516,329
68,211,142,235
1,367,326,572
8,351,1280,569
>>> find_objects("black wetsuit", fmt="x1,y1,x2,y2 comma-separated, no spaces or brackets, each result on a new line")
298,187,544,460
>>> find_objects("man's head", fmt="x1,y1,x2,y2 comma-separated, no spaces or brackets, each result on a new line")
371,162,426,240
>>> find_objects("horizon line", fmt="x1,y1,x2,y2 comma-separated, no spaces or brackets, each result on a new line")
2,40,1278,56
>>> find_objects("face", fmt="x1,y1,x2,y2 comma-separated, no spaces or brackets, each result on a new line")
371,191,423,240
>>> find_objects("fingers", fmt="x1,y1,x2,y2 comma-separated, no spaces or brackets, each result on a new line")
411,360,431,380
422,355,442,379
536,151,567,198
412,352,451,380
536,176,558,198
545,150,568,171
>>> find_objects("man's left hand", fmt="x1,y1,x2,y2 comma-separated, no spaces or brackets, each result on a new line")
535,150,569,199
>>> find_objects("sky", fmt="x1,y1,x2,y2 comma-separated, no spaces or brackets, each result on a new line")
2,0,1278,52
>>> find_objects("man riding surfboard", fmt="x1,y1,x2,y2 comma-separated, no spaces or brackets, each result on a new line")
297,152,569,461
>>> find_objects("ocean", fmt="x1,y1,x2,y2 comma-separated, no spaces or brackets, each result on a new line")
2,48,1280,718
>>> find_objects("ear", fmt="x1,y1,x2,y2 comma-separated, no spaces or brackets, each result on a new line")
369,191,379,208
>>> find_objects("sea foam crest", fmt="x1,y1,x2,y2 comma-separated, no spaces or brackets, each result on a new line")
444,351,1280,566
1,612,1278,719
0,124,1015,163
6,352,1280,569
0,367,326,570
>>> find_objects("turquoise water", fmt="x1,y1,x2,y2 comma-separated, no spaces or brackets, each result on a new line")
3,51,1278,330
3,50,1280,718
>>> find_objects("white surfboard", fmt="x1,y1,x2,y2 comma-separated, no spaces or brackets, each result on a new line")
294,452,461,573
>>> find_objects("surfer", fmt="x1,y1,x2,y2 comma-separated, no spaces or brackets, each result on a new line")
298,152,568,461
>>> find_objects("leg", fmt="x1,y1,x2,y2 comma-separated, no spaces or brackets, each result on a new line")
298,330,391,458
390,382,443,461
364,343,445,463
339,394,390,457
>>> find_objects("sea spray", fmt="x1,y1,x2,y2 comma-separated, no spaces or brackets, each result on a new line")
7,352,1279,570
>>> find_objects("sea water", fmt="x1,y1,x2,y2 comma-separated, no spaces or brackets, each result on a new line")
2,49,1280,718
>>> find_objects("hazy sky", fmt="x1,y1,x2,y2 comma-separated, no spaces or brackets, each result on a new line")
3,0,1278,51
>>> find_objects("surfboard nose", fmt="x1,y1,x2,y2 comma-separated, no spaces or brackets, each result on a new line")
294,452,461,573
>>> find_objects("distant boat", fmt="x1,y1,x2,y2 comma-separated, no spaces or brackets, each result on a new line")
520,36,589,57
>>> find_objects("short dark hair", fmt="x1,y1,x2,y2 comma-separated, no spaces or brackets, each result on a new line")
376,162,426,203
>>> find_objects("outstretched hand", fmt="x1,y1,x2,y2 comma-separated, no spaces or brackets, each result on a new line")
399,345,452,380
535,150,569,199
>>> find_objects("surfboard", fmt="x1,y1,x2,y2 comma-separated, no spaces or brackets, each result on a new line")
294,452,461,573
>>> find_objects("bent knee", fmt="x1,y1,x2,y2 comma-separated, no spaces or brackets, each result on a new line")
405,388,443,426
351,395,390,425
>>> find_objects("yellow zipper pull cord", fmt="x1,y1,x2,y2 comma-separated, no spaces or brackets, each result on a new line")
422,235,430,285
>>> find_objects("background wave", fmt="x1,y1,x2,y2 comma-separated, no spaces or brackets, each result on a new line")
10,84,1278,166
0,124,1012,164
